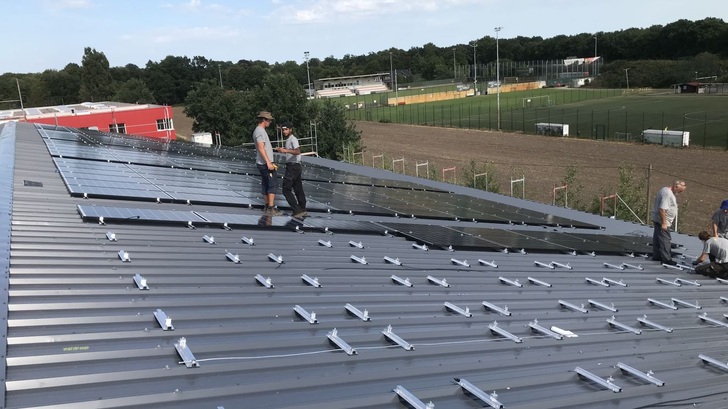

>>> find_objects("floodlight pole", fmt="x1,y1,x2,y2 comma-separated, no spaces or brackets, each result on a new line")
593,34,598,76
304,51,312,98
495,26,503,130
624,68,630,90
453,47,456,80
218,64,223,89
470,41,477,96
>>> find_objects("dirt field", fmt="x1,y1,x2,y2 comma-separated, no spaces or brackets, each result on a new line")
171,106,725,235
356,121,727,236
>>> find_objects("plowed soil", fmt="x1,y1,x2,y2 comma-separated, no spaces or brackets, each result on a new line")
356,121,727,236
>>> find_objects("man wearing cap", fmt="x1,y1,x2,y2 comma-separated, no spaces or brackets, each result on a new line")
274,122,308,218
692,230,728,278
711,199,728,238
650,180,686,266
253,111,282,216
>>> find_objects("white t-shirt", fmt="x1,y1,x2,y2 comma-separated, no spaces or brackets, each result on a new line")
702,237,728,263
651,186,677,225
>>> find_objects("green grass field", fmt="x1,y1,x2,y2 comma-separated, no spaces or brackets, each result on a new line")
343,88,728,148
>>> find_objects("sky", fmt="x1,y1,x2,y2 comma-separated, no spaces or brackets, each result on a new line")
4,0,727,74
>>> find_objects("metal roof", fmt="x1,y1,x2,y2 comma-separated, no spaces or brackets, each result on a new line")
2,121,728,409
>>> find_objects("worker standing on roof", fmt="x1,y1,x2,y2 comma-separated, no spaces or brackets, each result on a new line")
253,111,282,216
274,121,308,219
650,180,686,266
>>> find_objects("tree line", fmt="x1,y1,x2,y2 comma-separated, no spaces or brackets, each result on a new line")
0,18,726,156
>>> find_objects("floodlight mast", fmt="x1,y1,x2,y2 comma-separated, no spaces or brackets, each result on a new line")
304,51,311,97
470,41,477,96
495,26,503,130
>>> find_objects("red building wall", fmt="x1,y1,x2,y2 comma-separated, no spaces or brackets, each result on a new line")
28,105,176,140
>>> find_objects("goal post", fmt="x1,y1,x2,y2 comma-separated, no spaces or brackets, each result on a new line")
522,95,551,108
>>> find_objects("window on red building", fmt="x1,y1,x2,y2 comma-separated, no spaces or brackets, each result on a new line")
156,118,173,131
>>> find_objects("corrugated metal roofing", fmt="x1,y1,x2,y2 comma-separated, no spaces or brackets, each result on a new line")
3,121,728,409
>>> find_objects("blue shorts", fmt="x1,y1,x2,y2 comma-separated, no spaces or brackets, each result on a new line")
257,163,278,195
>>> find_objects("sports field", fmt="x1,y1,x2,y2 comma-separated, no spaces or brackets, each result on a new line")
343,88,728,148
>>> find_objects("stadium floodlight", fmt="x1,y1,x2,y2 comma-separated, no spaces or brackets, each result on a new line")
470,41,477,96
304,51,311,97
495,26,503,130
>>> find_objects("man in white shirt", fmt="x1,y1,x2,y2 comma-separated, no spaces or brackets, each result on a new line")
650,180,686,266
693,230,728,278
274,122,307,218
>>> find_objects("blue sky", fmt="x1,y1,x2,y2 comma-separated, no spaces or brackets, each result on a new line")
4,0,727,74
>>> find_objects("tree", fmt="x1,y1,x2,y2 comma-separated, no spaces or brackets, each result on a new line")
40,69,81,105
79,47,114,102
309,98,361,160
113,78,156,104
184,79,250,146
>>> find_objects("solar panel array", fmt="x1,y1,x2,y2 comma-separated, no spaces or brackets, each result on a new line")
41,126,600,230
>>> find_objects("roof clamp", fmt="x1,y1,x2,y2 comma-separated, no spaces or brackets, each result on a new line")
716,277,728,285
559,300,588,314
478,259,498,268
721,296,728,303
451,258,470,268
255,274,274,289
454,378,503,409
550,326,578,338
174,337,199,368
602,277,628,287
345,303,371,321
699,354,728,371
588,251,596,257
604,262,624,270
154,308,174,331
489,321,523,343
293,305,318,324
656,277,681,286
671,297,701,309
527,277,552,287
382,325,414,350
551,261,572,269
350,255,368,264
187,221,196,230
106,231,117,241
621,263,643,270
241,236,255,246
118,250,131,262
528,319,563,340
84,193,89,199
393,385,433,409
98,216,105,225
349,240,364,249
186,199,191,206
268,253,284,264
391,275,413,287
534,261,555,269
699,313,728,328
384,256,402,266
294,225,305,234
327,328,357,355
585,277,610,287
574,367,622,393
637,315,673,333
674,277,701,287
501,248,509,254
133,273,149,290
662,262,683,270
318,239,332,248
607,316,642,335
624,252,635,258
482,301,511,316
225,251,241,264
588,299,618,312
499,276,522,287
427,275,450,287
222,223,232,231
447,245,455,252
301,274,321,288
156,198,161,203
323,227,334,235
202,235,216,244
412,243,429,251
444,302,472,318
647,298,678,310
